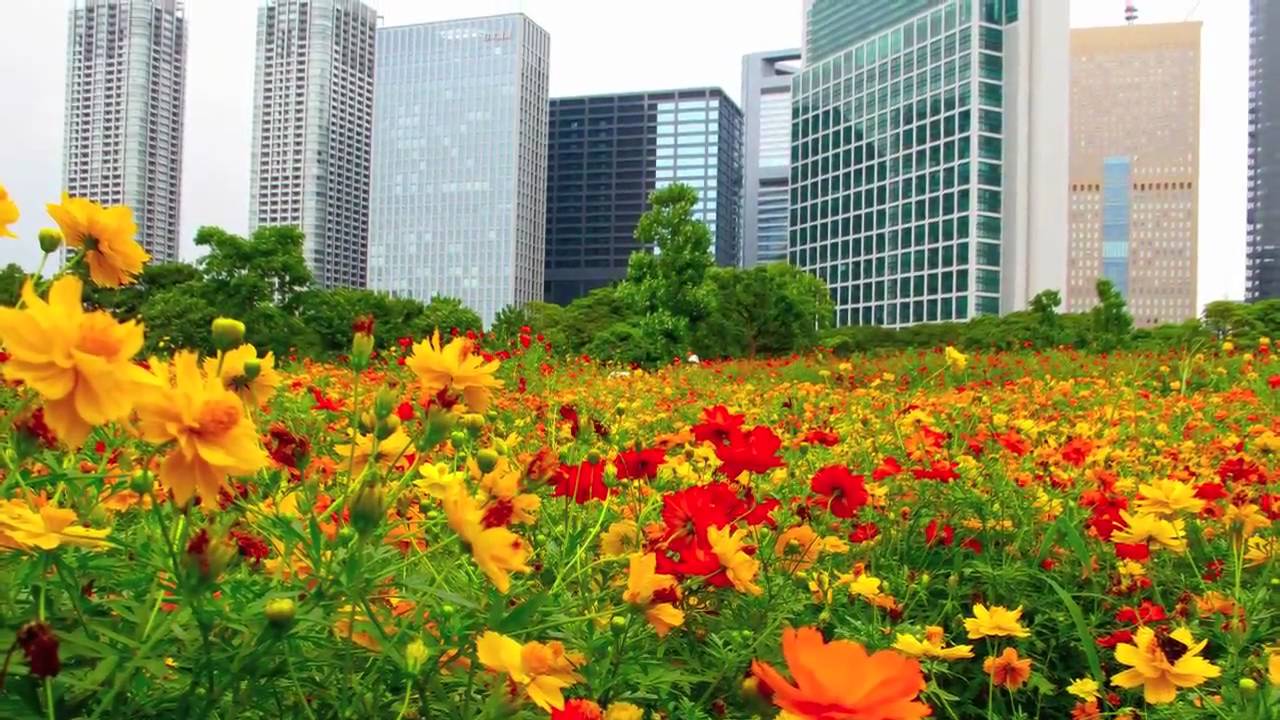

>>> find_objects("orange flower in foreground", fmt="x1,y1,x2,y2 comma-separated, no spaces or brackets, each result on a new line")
750,627,931,720
46,193,149,287
983,647,1032,690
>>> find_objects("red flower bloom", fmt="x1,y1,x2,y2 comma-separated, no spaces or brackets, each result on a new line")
809,465,869,519
872,456,903,481
553,460,609,504
849,522,880,544
559,404,581,438
231,530,271,566
309,386,343,412
551,699,602,720
802,429,840,446
16,621,60,680
1061,437,1094,467
1095,629,1134,648
912,460,960,483
692,405,745,446
1269,374,1280,390
1115,600,1166,625
482,498,515,528
659,483,743,549
924,519,954,547
613,447,667,481
996,430,1030,457
395,402,414,421
1113,542,1150,561
715,425,784,480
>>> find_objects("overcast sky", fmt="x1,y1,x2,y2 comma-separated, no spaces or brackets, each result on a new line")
0,0,1246,306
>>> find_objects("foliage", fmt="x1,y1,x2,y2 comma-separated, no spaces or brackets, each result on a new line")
1090,278,1135,351
692,264,834,358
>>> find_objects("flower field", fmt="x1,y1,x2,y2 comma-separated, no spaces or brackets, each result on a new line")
0,195,1279,719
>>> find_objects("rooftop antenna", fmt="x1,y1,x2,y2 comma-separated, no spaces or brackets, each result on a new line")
1125,1,1139,24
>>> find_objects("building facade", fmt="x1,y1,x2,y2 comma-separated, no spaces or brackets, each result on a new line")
64,0,188,261
790,0,1068,327
545,88,742,304
250,0,376,288
742,49,802,266
1248,0,1280,300
804,0,950,65
1068,23,1200,326
369,14,549,325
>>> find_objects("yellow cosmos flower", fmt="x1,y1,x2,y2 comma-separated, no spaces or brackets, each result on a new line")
0,183,18,238
707,524,763,596
605,702,644,720
0,499,111,551
416,462,466,499
1066,677,1101,701
1223,503,1271,539
135,351,269,506
1134,479,1205,517
1243,535,1278,567
623,553,685,637
600,519,641,557
945,345,968,370
1110,626,1221,704
892,625,974,661
0,276,156,447
1268,650,1279,687
46,193,149,287
1111,511,1187,552
335,427,413,479
442,485,531,593
964,604,1031,639
475,631,584,711
405,330,502,412
204,343,280,404
774,524,848,573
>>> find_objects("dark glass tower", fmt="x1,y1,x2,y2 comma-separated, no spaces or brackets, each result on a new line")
1247,0,1280,300
545,88,742,305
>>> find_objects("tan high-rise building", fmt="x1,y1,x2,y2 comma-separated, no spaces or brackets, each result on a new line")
1067,23,1200,326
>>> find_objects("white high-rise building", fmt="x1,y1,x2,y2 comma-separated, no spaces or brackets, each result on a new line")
369,14,550,326
250,0,376,288
64,0,188,261
742,49,802,266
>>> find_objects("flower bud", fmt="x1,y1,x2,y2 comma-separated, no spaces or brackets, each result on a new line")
350,483,386,537
351,315,375,370
241,358,262,382
375,413,401,440
449,430,468,448
38,228,63,254
265,597,297,630
1239,677,1258,695
129,471,153,495
420,407,457,450
610,615,629,635
211,317,246,351
461,413,486,433
373,389,397,419
184,528,238,588
476,448,499,474
405,638,429,674
586,449,602,464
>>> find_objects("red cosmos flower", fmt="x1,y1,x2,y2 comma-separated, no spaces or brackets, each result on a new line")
872,456,903,481
659,482,743,548
614,447,666,481
802,429,840,446
1217,456,1268,485
809,465,869,519
849,522,880,544
1095,629,1134,648
1194,482,1228,501
1113,542,1150,561
482,498,515,528
715,426,784,480
551,699,603,720
309,386,343,412
231,530,270,566
16,622,60,680
924,519,954,547
912,460,960,483
692,405,746,446
742,493,780,527
996,430,1030,456
397,336,413,349
1082,494,1128,540
552,460,609,504
961,537,983,554
351,315,375,336
1269,374,1280,389
267,422,310,482
559,404,581,438
1061,437,1094,467
395,402,414,421
519,334,532,349
1115,600,1167,625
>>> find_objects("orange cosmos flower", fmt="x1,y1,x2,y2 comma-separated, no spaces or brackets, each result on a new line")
984,647,1032,690
750,627,931,720
0,182,18,238
135,351,269,506
623,552,684,637
405,330,502,412
46,193,149,287
0,498,111,552
0,276,156,446
476,631,584,711
1110,626,1220,704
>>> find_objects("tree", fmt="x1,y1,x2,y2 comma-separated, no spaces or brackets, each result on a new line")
561,286,629,355
1202,300,1258,340
617,184,717,352
413,296,482,338
694,264,834,357
0,263,27,306
195,225,313,317
139,288,219,354
1089,279,1134,351
1028,289,1062,347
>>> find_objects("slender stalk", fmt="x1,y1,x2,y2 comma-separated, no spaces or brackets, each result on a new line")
38,577,55,720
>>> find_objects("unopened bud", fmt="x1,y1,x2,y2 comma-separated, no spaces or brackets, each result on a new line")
587,449,602,464
184,528,238,587
421,407,457,450
38,228,62,254
405,638,429,674
265,597,297,629
1239,678,1258,695
610,615,629,635
476,448,499,474
241,357,261,382
375,413,401,440
211,317,246,351
350,482,386,537
373,389,396,419
461,413,486,433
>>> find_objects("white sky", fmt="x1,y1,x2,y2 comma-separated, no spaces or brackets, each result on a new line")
0,0,1246,307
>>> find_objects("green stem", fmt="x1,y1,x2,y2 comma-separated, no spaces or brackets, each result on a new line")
393,681,413,720
38,566,55,720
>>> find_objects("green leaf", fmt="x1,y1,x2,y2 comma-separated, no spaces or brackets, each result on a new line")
496,592,549,634
1043,576,1104,683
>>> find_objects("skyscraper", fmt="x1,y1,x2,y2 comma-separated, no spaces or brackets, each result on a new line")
1067,23,1200,326
790,0,1069,327
544,88,743,304
742,50,802,266
250,0,376,289
63,0,188,261
369,14,549,326
1247,0,1280,300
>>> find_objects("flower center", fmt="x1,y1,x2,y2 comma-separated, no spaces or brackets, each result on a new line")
76,314,124,358
196,398,242,437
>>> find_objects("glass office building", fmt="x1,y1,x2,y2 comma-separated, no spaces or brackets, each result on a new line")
545,88,742,304
790,0,1068,327
1248,0,1280,300
742,49,802,266
369,15,550,325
